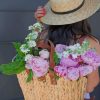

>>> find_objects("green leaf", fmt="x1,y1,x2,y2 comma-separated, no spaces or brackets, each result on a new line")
26,70,33,82
53,52,60,65
33,48,40,56
13,54,24,62
13,42,24,56
0,61,25,75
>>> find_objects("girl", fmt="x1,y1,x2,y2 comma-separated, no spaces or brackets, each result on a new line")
34,0,100,100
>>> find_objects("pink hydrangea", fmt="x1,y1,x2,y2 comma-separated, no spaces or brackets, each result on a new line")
82,50,100,68
92,55,100,69
67,67,79,80
55,44,66,53
39,49,49,59
60,57,78,67
79,65,93,76
26,57,49,77
82,50,96,64
54,66,67,79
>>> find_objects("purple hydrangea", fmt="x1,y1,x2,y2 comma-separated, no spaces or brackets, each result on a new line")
25,56,49,77
67,67,79,80
79,65,93,76
60,57,78,67
82,50,100,68
55,44,66,53
54,65,67,79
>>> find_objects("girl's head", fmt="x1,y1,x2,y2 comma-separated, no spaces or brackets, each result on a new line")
35,0,100,45
47,19,91,46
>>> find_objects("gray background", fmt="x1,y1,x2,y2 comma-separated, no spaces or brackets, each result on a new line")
0,0,100,100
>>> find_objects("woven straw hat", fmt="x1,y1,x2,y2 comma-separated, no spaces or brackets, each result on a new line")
41,0,100,25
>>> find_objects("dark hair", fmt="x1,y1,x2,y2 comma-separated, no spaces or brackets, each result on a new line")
46,20,91,46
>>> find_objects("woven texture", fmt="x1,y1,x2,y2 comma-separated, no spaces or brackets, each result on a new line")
17,71,87,100
50,0,83,12
41,0,100,25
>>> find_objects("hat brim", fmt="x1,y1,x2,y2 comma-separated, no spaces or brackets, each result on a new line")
41,0,100,25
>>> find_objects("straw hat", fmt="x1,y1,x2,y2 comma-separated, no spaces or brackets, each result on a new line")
41,0,100,25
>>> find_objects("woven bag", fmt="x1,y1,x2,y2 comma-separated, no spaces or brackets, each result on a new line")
17,72,87,100
17,38,87,100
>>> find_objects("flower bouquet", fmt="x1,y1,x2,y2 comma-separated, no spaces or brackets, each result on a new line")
0,22,100,100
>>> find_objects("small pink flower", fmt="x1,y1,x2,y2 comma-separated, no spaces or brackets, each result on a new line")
79,65,93,76
67,67,79,80
60,57,78,67
26,57,49,77
82,50,98,64
82,50,100,69
39,49,49,59
92,55,100,69
54,66,67,79
55,44,66,53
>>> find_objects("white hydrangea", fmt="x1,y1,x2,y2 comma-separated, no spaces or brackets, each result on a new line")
33,22,42,27
28,25,33,30
68,43,81,51
72,53,79,59
75,43,81,48
39,49,50,59
56,53,63,59
20,44,30,53
62,51,69,58
25,54,33,61
25,32,38,40
28,22,43,32
68,45,76,51
27,40,36,48
33,22,43,32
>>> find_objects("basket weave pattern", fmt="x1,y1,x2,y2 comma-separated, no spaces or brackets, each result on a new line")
17,71,87,100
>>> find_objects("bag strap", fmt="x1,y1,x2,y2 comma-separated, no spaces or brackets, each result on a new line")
37,39,57,85
37,39,55,68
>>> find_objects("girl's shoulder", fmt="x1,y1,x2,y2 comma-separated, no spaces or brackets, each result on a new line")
85,35,100,54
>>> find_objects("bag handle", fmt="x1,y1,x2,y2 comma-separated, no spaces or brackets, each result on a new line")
37,39,55,68
37,39,57,84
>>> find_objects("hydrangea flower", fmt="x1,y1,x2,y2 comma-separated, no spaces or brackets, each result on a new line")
82,49,100,68
68,43,81,51
39,49,49,59
91,55,100,69
27,40,36,48
71,53,79,59
25,32,38,40
55,44,66,53
20,44,30,53
54,65,67,79
28,25,33,30
60,57,78,67
25,54,33,61
67,67,79,80
79,65,93,76
25,57,49,77
28,22,43,32
62,51,69,58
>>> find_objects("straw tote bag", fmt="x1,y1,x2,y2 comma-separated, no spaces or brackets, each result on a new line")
17,38,87,100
